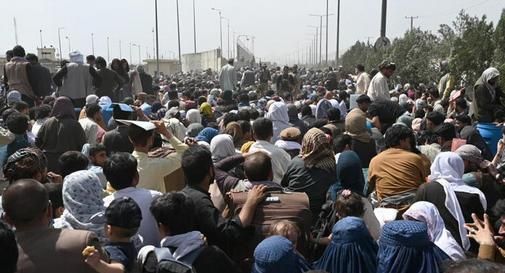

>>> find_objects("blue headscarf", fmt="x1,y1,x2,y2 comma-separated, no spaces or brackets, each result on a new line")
377,220,448,273
252,236,311,273
314,217,377,273
330,151,365,200
195,127,218,143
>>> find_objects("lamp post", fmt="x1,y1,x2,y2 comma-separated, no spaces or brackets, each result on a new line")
309,13,334,65
107,36,110,63
129,42,132,63
39,29,43,48
211,8,223,55
176,0,182,70
192,0,197,53
65,36,71,56
336,0,341,66
307,25,318,66
154,0,160,75
132,43,141,65
91,33,95,55
57,27,64,61
223,17,231,59
119,40,122,59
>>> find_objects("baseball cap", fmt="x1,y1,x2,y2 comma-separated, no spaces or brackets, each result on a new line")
105,196,142,229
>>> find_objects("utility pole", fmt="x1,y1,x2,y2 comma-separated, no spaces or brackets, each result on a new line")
13,17,18,45
336,0,340,66
129,42,132,63
310,14,334,66
192,0,197,53
176,0,182,70
405,16,419,31
325,0,329,65
154,0,160,75
107,36,110,63
119,40,122,59
58,27,64,61
380,0,387,38
211,8,223,55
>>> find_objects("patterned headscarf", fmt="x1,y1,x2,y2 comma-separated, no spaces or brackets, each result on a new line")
60,170,106,242
300,128,335,173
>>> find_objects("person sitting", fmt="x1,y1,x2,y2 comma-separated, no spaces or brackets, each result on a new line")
313,216,378,273
2,179,101,273
129,120,188,193
181,145,267,254
83,196,142,273
249,118,291,184
377,220,449,273
148,192,241,273
252,235,311,273
403,201,466,261
5,111,30,158
415,152,486,251
368,125,430,212
345,94,376,167
282,128,335,222
274,127,302,159
103,152,161,247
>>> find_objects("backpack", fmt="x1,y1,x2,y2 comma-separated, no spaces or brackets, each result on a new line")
137,245,201,273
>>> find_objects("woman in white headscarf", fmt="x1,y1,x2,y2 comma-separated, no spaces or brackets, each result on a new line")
56,170,106,242
265,101,290,142
186,109,202,125
471,67,501,122
415,152,486,251
403,201,465,261
210,134,237,163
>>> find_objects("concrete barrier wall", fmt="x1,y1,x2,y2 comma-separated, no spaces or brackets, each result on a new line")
182,48,223,73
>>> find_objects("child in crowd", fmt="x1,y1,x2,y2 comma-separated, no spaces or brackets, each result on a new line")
6,111,30,158
269,220,301,248
83,196,142,273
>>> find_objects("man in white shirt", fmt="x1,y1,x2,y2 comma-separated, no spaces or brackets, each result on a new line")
219,58,237,91
78,103,103,145
127,120,188,193
249,118,291,184
103,152,161,247
367,61,396,102
353,64,371,94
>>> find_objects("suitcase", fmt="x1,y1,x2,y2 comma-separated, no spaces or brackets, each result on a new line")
226,190,312,270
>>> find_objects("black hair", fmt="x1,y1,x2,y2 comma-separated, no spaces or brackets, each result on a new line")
455,114,472,126
249,108,260,120
89,143,107,157
86,55,96,62
455,97,467,109
0,220,18,273
238,120,252,136
333,134,353,153
252,118,273,140
85,103,101,119
112,104,132,120
35,104,52,120
44,183,63,218
426,111,445,126
223,112,239,128
418,131,439,145
300,105,313,117
414,109,426,119
12,45,25,57
25,53,38,63
238,109,251,121
6,112,28,135
103,152,138,190
443,259,505,273
384,124,414,148
356,64,365,72
2,179,48,225
14,101,29,113
128,124,154,147
95,56,106,67
493,199,505,218
58,151,89,177
167,99,179,109
181,145,213,186
335,191,364,218
244,152,272,181
150,192,195,236
435,123,456,141
326,108,341,122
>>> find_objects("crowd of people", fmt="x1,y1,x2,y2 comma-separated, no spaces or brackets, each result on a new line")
1,43,505,273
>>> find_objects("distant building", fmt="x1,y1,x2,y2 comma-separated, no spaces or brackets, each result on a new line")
37,47,60,73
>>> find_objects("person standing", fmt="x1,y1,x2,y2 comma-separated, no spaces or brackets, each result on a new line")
438,60,455,100
25,53,52,99
3,45,36,105
95,57,124,99
137,66,153,94
219,58,237,91
53,51,101,108
367,61,396,102
471,67,502,123
353,64,371,94
240,66,255,88
258,65,270,97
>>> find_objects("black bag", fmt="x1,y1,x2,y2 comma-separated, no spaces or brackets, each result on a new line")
137,246,202,273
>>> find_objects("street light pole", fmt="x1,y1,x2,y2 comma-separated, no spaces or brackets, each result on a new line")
107,36,110,63
176,0,182,71
129,42,132,63
39,30,43,48
211,8,223,56
192,0,197,53
154,0,160,75
119,40,122,59
58,27,64,61
65,36,71,55
91,33,95,55
325,0,329,64
336,0,340,66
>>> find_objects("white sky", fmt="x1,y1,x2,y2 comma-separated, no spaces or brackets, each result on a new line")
0,0,503,65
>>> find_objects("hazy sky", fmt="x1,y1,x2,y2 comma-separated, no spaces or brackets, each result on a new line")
0,0,503,65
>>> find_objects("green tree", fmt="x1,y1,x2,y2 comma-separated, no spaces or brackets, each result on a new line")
450,10,495,86
494,9,505,89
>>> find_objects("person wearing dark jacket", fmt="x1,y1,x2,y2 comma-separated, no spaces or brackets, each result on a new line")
287,104,308,135
180,145,267,255
94,57,124,99
25,54,52,98
137,66,153,94
471,67,502,123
